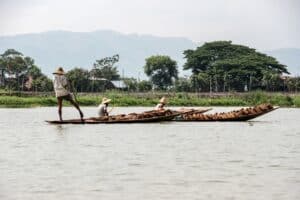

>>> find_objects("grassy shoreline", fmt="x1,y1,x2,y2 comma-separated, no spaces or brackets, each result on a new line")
0,91,300,108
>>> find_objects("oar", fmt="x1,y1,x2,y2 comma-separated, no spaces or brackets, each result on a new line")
108,107,114,114
70,81,79,104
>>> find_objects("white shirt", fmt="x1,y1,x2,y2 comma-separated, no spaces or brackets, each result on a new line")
53,75,69,97
98,104,108,117
155,103,165,111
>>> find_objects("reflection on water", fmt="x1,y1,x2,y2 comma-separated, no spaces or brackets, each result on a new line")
0,107,299,200
54,125,65,133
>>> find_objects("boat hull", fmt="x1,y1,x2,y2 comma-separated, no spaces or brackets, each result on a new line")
175,105,279,122
46,110,181,124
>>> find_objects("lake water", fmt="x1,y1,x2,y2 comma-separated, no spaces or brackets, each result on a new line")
0,107,299,200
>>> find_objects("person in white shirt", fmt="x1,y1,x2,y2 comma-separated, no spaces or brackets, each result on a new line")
155,97,167,111
53,67,84,121
98,97,111,117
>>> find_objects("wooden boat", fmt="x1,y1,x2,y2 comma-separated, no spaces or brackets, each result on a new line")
46,109,182,124
175,104,279,122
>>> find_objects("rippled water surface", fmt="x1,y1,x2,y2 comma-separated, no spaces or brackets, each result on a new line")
0,107,299,200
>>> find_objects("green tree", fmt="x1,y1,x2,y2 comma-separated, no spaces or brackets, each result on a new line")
184,41,289,92
261,72,284,91
137,80,152,92
123,78,138,92
144,55,178,90
27,65,43,79
190,73,211,92
66,68,90,92
286,77,300,92
31,76,53,92
0,55,5,86
175,77,192,92
26,65,53,92
1,49,40,91
92,54,120,81
1,49,25,91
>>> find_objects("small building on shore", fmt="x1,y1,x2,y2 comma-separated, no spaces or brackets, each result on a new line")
89,77,128,91
111,80,127,90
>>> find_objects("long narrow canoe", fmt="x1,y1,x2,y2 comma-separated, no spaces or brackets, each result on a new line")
46,109,182,124
175,104,279,122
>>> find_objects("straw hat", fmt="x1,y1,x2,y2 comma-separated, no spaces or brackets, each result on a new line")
159,97,167,104
102,97,111,104
53,67,65,75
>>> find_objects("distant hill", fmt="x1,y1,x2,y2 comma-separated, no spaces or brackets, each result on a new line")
266,48,300,76
0,30,196,78
0,30,299,78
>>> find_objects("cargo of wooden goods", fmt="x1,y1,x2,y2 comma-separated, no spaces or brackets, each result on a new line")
177,104,278,122
175,108,212,119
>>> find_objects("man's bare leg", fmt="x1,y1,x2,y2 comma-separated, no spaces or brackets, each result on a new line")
57,98,63,121
69,99,84,120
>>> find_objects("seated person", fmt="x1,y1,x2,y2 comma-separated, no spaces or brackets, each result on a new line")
98,97,111,117
155,97,167,111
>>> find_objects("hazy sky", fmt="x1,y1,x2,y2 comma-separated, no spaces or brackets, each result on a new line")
0,0,299,50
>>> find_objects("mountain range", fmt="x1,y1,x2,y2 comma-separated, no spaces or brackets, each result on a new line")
0,30,298,78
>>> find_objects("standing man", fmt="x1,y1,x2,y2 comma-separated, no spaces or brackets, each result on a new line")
53,67,84,121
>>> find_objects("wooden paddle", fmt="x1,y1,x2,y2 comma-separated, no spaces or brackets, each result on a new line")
70,82,79,104
108,107,114,113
